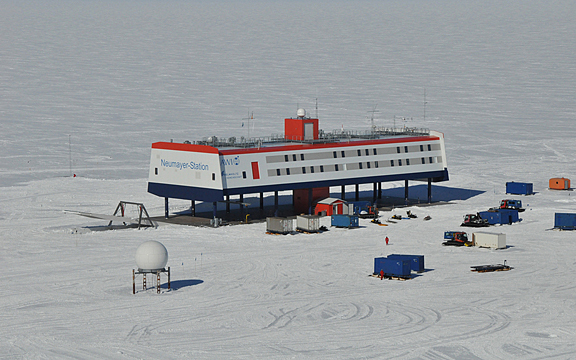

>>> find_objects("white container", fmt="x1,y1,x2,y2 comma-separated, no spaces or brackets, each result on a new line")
296,215,321,232
266,217,293,234
472,232,506,249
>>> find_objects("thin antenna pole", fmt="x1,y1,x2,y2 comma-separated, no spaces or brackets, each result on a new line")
68,134,72,177
423,88,427,121
315,98,318,119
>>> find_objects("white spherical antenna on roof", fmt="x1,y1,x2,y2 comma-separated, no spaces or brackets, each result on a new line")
135,241,168,272
297,108,306,118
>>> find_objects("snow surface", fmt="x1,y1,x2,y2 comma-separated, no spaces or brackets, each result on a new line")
1,0,576,359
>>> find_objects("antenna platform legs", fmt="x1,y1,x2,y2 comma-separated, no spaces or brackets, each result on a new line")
133,268,170,294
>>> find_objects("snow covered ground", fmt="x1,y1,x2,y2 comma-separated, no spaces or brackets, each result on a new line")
1,0,576,359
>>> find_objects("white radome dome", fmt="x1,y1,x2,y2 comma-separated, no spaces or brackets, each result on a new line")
297,108,306,118
135,241,168,271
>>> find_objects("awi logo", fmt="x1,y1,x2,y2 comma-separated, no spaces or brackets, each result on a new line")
221,156,240,167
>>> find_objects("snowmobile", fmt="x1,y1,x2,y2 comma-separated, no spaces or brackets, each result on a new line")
461,213,490,227
406,210,417,219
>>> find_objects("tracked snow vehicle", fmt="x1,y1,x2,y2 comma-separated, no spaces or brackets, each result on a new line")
461,213,490,227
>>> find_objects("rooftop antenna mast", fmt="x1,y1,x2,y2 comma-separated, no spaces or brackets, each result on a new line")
242,111,253,140
368,104,379,131
315,98,318,119
423,88,427,121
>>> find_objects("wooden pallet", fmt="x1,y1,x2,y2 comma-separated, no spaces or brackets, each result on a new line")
471,264,513,272
369,274,412,281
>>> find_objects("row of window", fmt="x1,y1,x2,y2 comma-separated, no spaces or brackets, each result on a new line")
268,156,442,177
266,143,441,164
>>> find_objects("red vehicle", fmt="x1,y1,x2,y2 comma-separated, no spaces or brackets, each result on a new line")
499,199,525,212
443,231,473,246
461,213,490,227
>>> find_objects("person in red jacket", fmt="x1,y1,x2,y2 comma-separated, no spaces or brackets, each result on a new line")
380,269,384,280
385,236,389,245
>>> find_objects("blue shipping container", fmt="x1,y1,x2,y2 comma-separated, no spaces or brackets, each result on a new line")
331,214,359,228
387,254,425,273
554,213,576,230
479,209,520,225
373,257,411,277
506,182,534,195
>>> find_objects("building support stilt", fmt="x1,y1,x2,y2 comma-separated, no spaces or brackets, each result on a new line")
404,180,409,205
274,191,279,217
308,188,313,215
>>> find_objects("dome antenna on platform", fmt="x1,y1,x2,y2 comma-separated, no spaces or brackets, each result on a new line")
133,241,170,294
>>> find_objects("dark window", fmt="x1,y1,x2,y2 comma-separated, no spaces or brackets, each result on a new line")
428,144,431,151
212,173,215,180
359,162,363,169
365,149,369,156
341,151,345,158
242,171,247,179
404,146,408,153
320,165,324,172
375,161,379,168
286,168,290,175
367,162,371,169
420,145,424,152
399,159,402,166
390,160,394,167
276,169,281,176
422,158,426,164
357,149,361,156
373,148,377,155
429,157,433,163
397,147,401,153
335,164,339,171
302,167,306,174
155,168,158,175
292,154,297,161
301,154,305,161
406,159,410,165
284,155,289,162
310,166,315,173
333,151,337,158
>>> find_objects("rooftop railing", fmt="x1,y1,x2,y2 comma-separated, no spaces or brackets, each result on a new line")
192,126,430,149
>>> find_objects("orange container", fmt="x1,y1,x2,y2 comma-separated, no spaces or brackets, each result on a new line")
549,178,571,190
